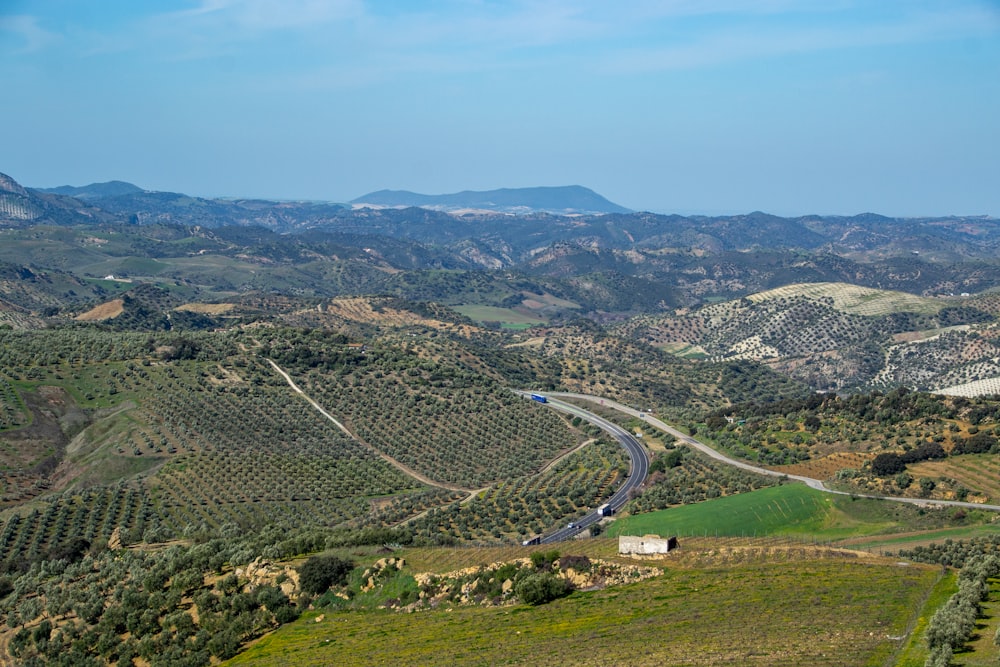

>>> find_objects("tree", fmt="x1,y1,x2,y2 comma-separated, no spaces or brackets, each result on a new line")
870,453,905,477
895,472,913,490
515,572,570,606
952,432,996,455
298,555,355,595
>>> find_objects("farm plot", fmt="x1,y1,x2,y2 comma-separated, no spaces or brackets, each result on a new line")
612,484,832,539
908,454,1000,502
936,375,1000,398
748,282,945,316
0,376,27,431
0,328,472,547
625,448,779,514
110,367,430,533
298,370,580,488
0,485,152,570
773,452,869,480
452,305,545,328
407,438,628,541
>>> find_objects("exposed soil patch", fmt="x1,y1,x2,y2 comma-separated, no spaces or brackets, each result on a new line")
773,452,868,480
175,302,235,314
75,299,124,321
0,386,88,503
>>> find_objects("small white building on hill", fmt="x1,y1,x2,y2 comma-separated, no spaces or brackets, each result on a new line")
619,534,678,555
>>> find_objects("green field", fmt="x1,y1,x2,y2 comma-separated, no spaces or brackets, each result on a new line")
609,483,999,545
453,304,545,328
226,553,940,667
610,484,835,538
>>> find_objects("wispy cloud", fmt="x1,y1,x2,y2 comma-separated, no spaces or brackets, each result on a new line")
0,14,58,53
599,5,1000,74
166,0,364,33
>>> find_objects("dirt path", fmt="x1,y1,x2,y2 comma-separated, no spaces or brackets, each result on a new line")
537,438,595,474
267,359,472,493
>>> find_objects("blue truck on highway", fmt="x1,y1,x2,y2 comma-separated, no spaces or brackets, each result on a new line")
530,393,547,403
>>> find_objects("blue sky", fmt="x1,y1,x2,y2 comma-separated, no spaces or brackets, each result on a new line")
1,1,998,216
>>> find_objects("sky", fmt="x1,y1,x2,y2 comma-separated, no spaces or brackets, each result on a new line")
1,1,998,216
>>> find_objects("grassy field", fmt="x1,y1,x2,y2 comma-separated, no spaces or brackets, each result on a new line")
953,577,1000,666
608,484,1000,546
748,282,946,316
453,305,546,328
894,569,958,667
609,484,847,539
226,548,940,667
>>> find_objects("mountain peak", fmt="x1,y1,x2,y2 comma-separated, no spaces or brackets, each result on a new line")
38,180,145,200
351,185,630,215
0,172,29,197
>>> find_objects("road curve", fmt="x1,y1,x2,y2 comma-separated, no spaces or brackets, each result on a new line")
515,392,649,543
550,392,1000,514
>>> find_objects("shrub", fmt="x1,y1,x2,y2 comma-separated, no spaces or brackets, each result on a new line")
530,550,560,570
515,572,571,606
900,441,945,464
558,555,592,572
952,432,996,455
298,555,355,595
871,453,905,476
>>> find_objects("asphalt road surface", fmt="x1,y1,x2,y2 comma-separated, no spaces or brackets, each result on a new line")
551,392,1000,514
516,392,649,543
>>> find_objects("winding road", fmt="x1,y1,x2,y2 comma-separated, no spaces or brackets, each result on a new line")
549,392,1000,514
269,357,1000,547
514,392,649,544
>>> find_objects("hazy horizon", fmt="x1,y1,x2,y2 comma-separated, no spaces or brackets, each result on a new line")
2,1,998,217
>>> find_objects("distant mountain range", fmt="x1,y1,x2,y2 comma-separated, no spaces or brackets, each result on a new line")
350,185,631,215
37,180,146,200
3,171,999,270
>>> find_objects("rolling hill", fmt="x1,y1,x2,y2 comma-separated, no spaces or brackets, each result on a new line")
619,282,1000,393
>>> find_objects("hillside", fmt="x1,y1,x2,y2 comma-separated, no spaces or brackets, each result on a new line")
3,167,1000,666
0,291,995,665
38,180,145,200
225,540,941,667
619,282,1000,393
5,171,996,267
0,171,120,227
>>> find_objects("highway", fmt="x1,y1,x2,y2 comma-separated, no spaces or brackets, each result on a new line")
516,392,649,544
550,392,1000,514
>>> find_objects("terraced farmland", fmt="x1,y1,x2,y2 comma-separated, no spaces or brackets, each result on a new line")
0,325,611,565
618,282,999,393
0,376,27,431
747,282,947,316
409,437,627,542
0,485,152,569
908,454,1000,503
292,362,581,489
936,375,1000,397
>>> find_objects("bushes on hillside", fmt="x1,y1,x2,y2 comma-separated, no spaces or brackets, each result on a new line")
871,442,946,477
952,432,997,456
871,453,906,477
515,571,571,606
298,555,355,595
